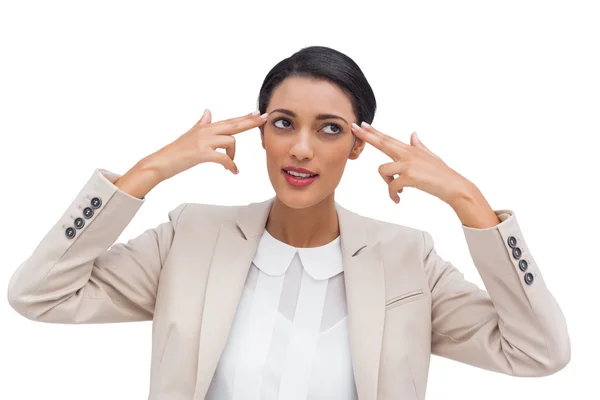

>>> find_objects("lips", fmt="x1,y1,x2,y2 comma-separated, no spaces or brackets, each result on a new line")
282,166,318,175
282,169,318,187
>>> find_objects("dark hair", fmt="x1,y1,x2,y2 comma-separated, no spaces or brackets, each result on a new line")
257,46,377,126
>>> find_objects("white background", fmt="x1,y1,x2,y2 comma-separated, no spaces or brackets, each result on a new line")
1,1,598,399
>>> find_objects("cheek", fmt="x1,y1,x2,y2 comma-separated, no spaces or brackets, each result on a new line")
263,137,287,168
262,130,275,152
319,146,349,174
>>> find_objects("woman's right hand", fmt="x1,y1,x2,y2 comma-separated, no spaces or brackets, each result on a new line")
146,109,269,182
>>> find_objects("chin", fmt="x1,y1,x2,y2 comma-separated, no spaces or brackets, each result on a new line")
276,185,333,211
277,193,316,210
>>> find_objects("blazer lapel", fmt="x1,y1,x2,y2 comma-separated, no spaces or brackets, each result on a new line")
194,197,275,398
336,203,385,400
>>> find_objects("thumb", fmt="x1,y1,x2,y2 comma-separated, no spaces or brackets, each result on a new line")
198,108,212,125
410,131,424,147
410,131,428,151
411,131,440,159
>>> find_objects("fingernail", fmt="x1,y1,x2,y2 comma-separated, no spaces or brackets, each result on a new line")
361,121,370,128
260,112,269,119
252,110,260,116
352,122,360,129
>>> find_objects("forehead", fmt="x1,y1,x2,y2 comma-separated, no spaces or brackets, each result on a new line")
268,76,354,117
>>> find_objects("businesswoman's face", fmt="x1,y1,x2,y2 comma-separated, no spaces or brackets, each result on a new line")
260,76,365,209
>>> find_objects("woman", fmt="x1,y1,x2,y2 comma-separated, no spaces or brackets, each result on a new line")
7,46,570,400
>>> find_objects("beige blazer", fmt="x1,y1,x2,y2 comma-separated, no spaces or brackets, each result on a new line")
7,169,570,400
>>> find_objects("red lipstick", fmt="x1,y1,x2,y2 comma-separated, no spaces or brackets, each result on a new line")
283,166,317,175
281,166,319,187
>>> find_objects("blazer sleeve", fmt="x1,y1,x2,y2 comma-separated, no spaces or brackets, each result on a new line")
424,209,570,377
7,168,187,324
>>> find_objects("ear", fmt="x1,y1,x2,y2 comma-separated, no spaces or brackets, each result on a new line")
348,134,365,160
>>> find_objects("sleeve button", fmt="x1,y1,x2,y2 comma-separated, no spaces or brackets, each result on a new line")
91,197,102,209
507,236,517,248
74,217,85,229
519,259,528,271
512,247,522,259
524,272,534,285
83,207,94,219
65,227,76,239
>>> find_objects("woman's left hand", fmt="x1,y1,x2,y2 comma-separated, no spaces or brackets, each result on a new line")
351,122,473,205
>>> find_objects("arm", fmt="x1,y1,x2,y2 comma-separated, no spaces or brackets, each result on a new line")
425,209,571,376
7,168,186,324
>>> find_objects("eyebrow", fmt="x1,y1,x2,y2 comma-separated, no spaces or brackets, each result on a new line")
269,108,349,125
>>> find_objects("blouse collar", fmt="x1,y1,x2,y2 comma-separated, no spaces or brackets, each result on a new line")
252,229,343,280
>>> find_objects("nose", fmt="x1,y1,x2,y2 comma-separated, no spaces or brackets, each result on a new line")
289,129,314,160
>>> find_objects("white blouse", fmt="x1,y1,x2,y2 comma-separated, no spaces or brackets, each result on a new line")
206,229,358,400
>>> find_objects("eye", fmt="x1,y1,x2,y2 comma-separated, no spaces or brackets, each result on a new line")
273,118,292,130
272,117,343,136
322,123,342,135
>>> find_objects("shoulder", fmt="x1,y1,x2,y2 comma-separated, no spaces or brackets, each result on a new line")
375,216,424,245
341,206,426,247
170,201,245,225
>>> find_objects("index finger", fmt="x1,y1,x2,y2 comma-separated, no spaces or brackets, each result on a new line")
211,111,269,135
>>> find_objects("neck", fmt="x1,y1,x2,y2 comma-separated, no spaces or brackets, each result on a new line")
265,193,339,248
